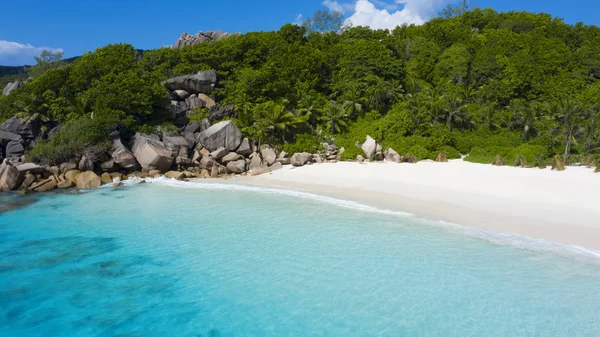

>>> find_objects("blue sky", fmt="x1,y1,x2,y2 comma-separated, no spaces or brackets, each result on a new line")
1,0,599,66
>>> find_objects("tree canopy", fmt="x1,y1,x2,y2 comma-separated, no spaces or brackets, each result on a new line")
2,8,600,166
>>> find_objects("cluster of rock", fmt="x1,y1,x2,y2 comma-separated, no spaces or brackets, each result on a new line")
164,70,235,127
0,117,39,163
0,159,105,193
3,81,25,96
173,30,239,48
355,135,446,164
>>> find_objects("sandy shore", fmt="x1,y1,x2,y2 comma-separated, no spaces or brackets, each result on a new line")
238,160,600,250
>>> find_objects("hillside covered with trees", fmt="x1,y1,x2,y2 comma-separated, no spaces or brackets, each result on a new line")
2,8,600,168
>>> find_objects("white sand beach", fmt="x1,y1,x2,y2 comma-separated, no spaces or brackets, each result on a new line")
241,160,600,250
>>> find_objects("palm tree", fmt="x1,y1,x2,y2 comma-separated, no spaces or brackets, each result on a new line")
257,101,305,143
442,95,468,131
340,82,366,118
514,101,540,141
14,94,49,124
320,101,349,134
583,105,600,153
296,94,323,128
480,104,501,131
553,97,585,161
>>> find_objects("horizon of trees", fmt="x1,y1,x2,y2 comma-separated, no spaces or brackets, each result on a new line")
1,8,600,167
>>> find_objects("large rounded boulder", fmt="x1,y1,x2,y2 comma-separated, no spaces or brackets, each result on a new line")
110,137,138,171
75,171,102,189
131,133,173,172
163,70,217,95
0,159,19,191
196,120,242,152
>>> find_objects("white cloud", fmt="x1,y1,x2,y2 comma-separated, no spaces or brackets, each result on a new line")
323,0,355,14
342,0,455,30
294,14,303,25
0,40,63,66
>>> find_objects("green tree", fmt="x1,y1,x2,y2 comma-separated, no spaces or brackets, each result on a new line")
321,101,349,134
553,98,585,160
26,50,65,78
303,10,344,33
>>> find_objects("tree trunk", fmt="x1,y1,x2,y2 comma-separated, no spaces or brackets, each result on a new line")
523,124,529,141
446,115,452,131
564,134,572,161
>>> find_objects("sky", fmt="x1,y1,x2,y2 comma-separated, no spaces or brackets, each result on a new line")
1,0,599,66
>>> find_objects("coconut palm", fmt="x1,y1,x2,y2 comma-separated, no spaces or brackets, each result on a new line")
480,104,501,131
583,106,600,153
553,97,585,161
442,95,468,131
513,101,540,141
14,94,49,124
320,101,349,134
340,82,366,118
257,101,305,142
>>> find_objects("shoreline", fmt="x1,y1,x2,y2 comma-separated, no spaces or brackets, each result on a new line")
232,160,600,251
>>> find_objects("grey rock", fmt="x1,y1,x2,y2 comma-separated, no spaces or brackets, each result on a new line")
236,138,253,157
163,136,189,158
173,89,190,100
110,138,138,171
221,152,243,164
1,117,37,141
290,153,313,167
270,161,283,171
100,159,117,172
173,30,238,48
131,133,173,172
183,132,196,149
184,121,201,134
226,159,247,173
208,104,235,122
16,163,45,175
361,135,377,160
210,147,229,160
60,162,78,174
185,94,203,111
79,155,94,171
249,154,262,171
176,156,192,166
250,165,271,176
385,148,401,163
0,159,19,191
259,145,277,166
2,81,24,96
0,130,23,143
196,120,242,152
6,140,25,158
199,156,217,170
163,70,217,95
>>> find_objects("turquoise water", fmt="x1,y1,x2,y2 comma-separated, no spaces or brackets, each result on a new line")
1,179,600,337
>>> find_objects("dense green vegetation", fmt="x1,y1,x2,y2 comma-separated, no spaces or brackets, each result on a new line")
2,8,600,166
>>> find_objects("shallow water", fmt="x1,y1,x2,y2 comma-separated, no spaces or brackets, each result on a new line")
1,180,600,337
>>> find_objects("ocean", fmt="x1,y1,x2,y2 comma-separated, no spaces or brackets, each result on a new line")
1,178,599,336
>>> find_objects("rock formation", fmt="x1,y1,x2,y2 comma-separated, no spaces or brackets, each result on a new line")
196,120,242,152
173,31,238,48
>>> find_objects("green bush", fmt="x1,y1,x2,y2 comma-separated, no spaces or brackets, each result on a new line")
406,144,430,160
26,114,123,165
282,133,322,154
464,144,549,166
